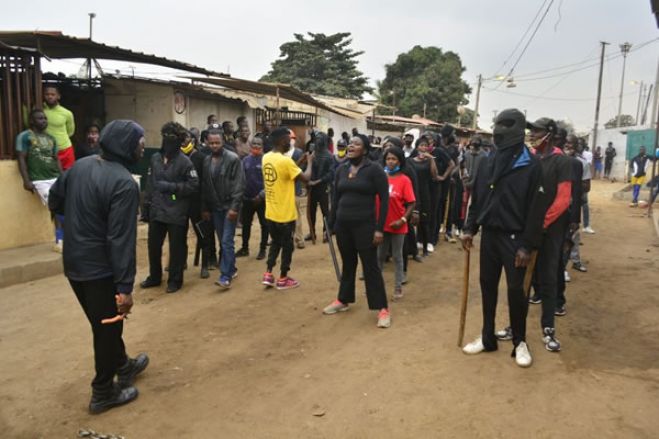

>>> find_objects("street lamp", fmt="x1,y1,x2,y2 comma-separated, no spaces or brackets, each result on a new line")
616,42,632,128
88,13,96,39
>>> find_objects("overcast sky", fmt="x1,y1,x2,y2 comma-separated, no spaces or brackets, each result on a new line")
2,0,658,131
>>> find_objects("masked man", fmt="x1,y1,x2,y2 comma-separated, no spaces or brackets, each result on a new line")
461,109,546,368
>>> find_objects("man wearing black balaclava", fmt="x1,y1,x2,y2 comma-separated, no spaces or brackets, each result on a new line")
48,120,149,413
141,122,199,294
461,109,546,368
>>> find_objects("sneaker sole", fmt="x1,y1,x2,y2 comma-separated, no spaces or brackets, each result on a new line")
215,281,231,289
275,284,300,291
323,306,349,315
545,345,561,352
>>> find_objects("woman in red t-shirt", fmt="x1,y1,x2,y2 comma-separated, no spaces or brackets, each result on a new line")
377,146,416,300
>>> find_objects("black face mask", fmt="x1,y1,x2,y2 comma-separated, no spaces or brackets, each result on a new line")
162,135,181,158
493,109,526,150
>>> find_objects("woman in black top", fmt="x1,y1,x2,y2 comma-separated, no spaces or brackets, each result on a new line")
410,137,438,256
323,135,391,328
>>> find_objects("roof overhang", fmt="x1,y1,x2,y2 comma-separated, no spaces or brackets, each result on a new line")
0,31,229,77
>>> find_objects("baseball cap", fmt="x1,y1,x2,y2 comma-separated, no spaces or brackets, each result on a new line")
526,117,557,133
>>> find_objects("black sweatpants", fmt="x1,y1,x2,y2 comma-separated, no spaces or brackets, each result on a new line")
536,214,569,330
335,220,388,310
479,229,529,350
308,185,329,238
241,199,268,251
266,220,295,277
70,277,128,392
148,220,187,287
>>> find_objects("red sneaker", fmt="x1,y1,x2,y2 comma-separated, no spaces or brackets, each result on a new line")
275,276,300,290
262,272,275,287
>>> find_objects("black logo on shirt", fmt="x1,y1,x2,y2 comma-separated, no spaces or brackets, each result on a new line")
263,163,277,187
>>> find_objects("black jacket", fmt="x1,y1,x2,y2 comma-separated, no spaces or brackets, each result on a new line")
568,156,583,225
48,121,142,294
201,147,245,212
464,145,547,251
143,151,199,226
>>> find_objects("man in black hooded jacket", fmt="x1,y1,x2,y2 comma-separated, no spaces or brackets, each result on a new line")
461,109,547,368
141,122,199,293
49,120,149,414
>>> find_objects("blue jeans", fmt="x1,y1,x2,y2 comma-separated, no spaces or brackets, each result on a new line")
212,209,237,279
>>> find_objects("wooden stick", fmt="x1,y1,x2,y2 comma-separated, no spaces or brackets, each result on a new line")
523,250,539,298
457,248,471,347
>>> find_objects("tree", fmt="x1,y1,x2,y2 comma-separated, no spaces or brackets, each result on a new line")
604,114,635,128
377,46,472,123
260,32,373,99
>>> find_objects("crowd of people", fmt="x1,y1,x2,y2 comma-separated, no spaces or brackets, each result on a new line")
15,83,658,414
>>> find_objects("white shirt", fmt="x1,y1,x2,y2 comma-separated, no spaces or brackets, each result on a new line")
582,150,593,164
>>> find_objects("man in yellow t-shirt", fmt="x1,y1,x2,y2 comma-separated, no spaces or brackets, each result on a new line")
261,127,313,290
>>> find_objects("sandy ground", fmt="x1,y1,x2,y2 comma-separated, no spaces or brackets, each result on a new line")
1,180,658,439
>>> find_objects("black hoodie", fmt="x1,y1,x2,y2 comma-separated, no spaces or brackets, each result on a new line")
49,120,144,294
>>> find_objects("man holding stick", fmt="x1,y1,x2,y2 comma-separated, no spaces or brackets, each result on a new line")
461,109,546,368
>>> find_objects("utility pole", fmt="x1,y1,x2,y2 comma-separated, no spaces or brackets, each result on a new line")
635,81,644,125
591,41,609,150
651,58,659,128
87,13,96,81
423,102,427,119
616,42,632,127
472,74,482,130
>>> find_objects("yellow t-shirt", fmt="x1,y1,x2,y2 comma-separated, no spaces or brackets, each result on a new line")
262,151,301,223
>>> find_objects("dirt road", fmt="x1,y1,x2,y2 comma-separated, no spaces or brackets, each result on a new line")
1,180,658,438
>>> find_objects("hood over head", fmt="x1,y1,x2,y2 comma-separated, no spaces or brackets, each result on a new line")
493,109,526,150
100,120,144,166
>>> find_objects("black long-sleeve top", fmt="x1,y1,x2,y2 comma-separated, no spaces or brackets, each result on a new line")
464,145,547,251
330,159,389,232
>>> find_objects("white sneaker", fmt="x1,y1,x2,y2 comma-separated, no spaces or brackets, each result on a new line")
515,342,533,367
564,270,571,282
462,337,485,355
323,300,349,315
416,242,423,250
427,243,435,253
583,226,595,234
53,240,63,253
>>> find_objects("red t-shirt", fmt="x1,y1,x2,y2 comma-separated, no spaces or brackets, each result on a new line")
377,173,416,234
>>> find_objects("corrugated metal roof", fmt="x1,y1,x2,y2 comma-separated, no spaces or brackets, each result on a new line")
184,76,348,116
0,31,229,77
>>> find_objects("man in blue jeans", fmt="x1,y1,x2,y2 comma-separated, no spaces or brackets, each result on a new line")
201,129,245,289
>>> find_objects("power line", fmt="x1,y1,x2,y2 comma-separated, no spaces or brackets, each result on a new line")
490,0,550,78
482,85,637,102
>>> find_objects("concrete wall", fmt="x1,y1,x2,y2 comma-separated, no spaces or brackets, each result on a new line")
104,79,255,146
316,110,367,141
595,128,630,180
0,161,53,250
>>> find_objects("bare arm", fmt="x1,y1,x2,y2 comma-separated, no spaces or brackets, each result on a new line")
295,154,314,183
17,152,34,192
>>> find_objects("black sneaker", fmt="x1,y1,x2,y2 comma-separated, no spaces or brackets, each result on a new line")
542,327,561,352
89,384,139,414
200,267,210,279
117,353,149,388
236,248,249,257
572,262,588,272
166,284,181,293
529,295,542,304
495,326,513,341
140,278,161,289
555,306,567,316
256,249,267,260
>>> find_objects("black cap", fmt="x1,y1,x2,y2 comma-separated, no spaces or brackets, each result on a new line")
526,117,557,133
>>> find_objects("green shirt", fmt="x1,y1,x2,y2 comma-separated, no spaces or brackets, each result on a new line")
43,104,75,150
15,130,60,181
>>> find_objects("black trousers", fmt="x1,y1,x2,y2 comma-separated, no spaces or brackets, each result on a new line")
479,229,529,350
416,214,430,254
70,277,128,392
429,183,442,245
604,159,613,177
335,220,388,310
536,214,569,330
403,223,418,273
148,220,187,287
308,185,329,237
267,220,295,277
189,209,213,269
241,199,268,251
